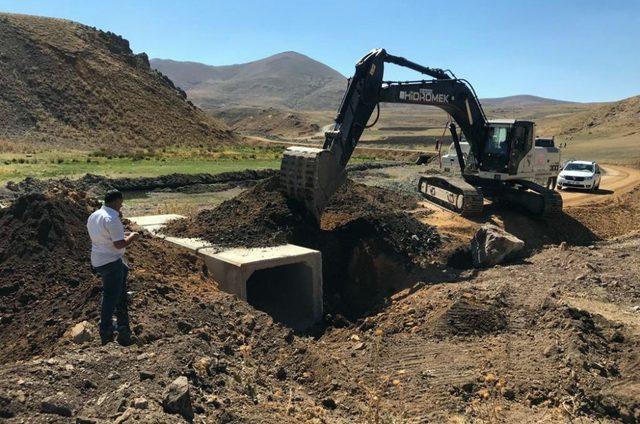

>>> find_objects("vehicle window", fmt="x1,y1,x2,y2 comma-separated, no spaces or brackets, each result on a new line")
535,138,554,147
564,163,594,172
485,126,509,155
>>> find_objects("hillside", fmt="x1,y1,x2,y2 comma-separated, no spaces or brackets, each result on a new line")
211,107,320,137
151,52,347,111
481,94,573,108
538,95,640,138
0,13,232,150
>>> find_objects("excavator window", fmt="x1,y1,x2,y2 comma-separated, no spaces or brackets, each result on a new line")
485,126,510,155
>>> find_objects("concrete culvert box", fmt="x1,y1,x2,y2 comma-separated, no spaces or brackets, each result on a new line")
199,244,322,331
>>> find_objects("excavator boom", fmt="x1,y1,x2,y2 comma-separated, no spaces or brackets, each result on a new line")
280,48,562,220
281,48,471,220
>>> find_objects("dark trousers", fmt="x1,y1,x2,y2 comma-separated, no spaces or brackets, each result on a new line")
95,258,130,335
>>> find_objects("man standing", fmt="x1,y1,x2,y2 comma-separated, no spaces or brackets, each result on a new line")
87,190,139,345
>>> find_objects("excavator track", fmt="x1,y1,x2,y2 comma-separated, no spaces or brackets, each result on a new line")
498,179,563,217
418,176,484,216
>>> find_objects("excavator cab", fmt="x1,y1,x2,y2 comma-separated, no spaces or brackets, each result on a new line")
479,120,534,176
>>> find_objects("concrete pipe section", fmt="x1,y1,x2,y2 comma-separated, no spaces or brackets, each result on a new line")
200,245,322,331
130,215,323,331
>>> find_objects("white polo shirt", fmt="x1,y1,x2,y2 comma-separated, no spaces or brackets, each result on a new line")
87,205,126,267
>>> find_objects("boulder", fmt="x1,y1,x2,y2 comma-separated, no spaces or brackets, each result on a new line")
470,224,524,268
162,376,194,420
66,321,93,344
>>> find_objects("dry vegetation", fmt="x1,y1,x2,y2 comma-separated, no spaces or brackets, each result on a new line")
0,13,234,150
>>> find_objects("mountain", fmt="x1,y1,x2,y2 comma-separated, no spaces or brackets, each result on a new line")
151,52,347,111
0,13,232,150
481,95,574,108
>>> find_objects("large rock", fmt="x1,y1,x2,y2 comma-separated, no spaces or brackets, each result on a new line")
470,224,524,268
66,321,93,344
162,376,194,420
40,398,72,417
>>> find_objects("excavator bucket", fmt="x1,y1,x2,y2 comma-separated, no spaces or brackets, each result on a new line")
280,146,346,221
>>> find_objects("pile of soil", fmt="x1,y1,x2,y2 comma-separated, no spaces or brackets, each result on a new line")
163,175,433,252
164,176,441,318
568,186,640,239
0,187,253,363
2,169,277,201
0,188,99,362
313,240,640,422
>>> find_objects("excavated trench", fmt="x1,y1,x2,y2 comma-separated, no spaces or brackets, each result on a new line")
163,176,441,325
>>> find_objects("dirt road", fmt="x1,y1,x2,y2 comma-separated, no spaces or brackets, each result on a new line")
560,164,640,207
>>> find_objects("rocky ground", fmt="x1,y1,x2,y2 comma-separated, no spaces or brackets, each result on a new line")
1,165,640,422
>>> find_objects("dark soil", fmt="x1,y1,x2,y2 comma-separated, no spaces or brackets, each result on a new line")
162,176,429,250
2,169,277,201
1,183,640,422
163,176,441,319
0,187,252,363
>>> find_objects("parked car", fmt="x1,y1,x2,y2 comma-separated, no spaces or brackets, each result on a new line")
556,160,601,191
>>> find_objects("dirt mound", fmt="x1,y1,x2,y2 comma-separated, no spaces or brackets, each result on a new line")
164,176,440,318
164,176,423,247
0,13,233,149
0,188,98,361
568,186,640,239
2,169,277,201
431,293,507,337
0,188,225,362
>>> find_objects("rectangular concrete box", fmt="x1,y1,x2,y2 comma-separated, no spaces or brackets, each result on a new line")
163,236,214,253
129,214,184,227
199,245,323,331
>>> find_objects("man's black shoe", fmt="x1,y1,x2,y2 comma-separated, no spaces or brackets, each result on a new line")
100,331,114,346
116,329,134,347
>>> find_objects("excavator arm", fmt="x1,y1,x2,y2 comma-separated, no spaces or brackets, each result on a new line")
280,48,489,220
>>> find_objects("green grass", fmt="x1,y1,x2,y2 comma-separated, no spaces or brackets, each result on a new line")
0,146,381,183
0,147,284,183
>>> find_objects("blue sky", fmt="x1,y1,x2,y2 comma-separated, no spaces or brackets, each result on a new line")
1,0,639,102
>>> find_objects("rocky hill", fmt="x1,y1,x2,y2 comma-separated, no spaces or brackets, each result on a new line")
151,52,347,111
539,95,640,138
0,13,233,150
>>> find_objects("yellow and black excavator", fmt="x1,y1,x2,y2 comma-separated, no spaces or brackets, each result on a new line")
280,48,562,221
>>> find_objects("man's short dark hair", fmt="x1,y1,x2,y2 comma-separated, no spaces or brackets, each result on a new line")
104,190,123,204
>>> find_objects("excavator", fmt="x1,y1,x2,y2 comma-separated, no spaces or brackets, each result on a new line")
280,49,562,220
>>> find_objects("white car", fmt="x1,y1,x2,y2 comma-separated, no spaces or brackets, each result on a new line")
556,161,601,191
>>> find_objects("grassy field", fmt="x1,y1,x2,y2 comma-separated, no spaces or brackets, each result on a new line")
0,144,382,183
0,147,283,183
